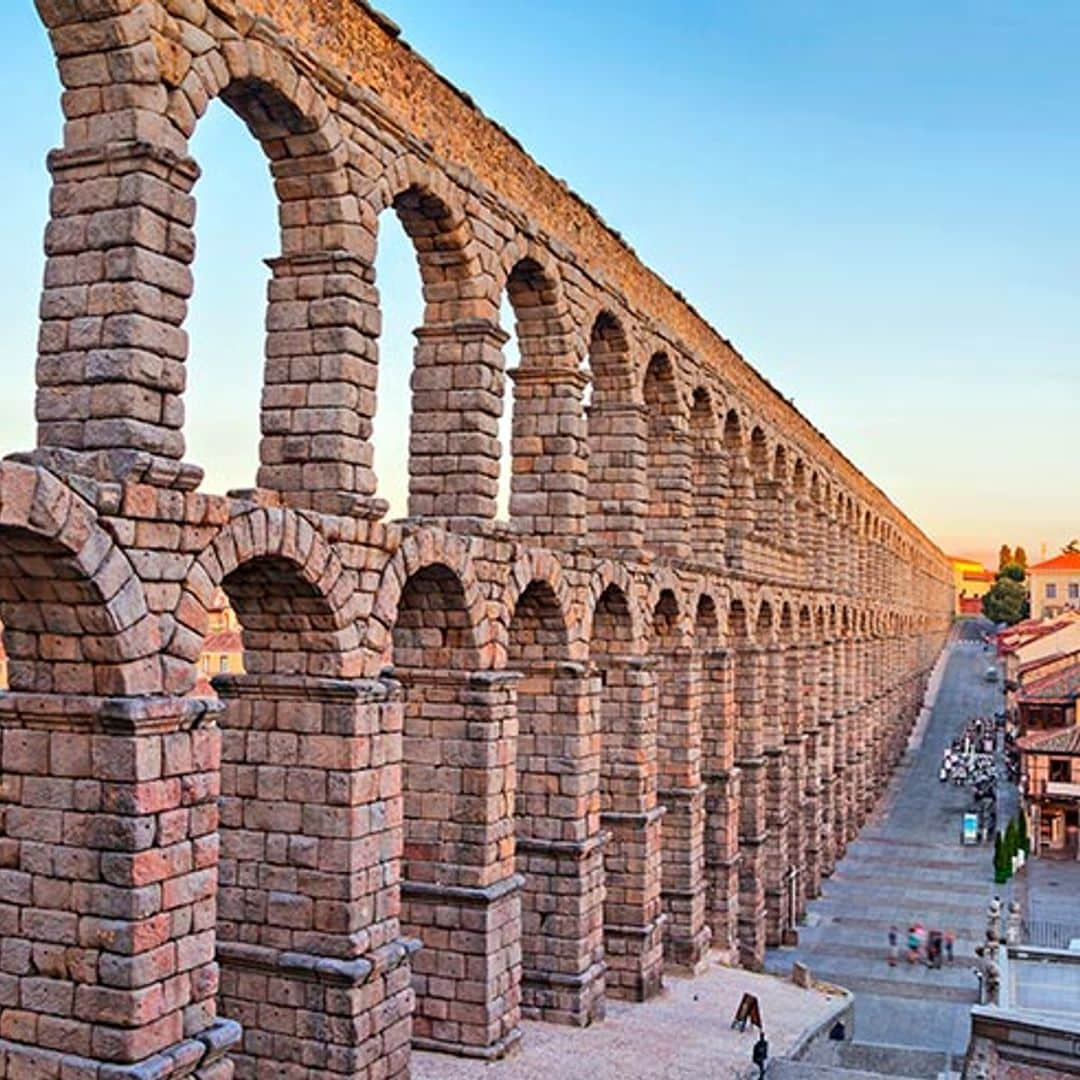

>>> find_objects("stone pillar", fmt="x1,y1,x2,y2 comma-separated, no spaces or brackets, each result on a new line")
645,427,693,560
409,319,508,520
586,401,647,554
724,455,755,571
509,364,588,540
598,656,664,1001
260,252,380,514
844,637,861,841
752,478,781,547
692,446,728,558
657,647,710,973
800,642,824,899
701,648,740,957
817,640,837,878
0,692,239,1078
734,645,767,970
831,639,849,859
214,674,414,1079
34,141,201,489
784,644,807,927
400,669,521,1058
762,644,790,947
515,663,605,1026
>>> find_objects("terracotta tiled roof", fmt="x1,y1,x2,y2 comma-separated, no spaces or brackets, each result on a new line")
1029,552,1080,573
1019,661,1080,704
998,619,1072,653
1018,726,1080,755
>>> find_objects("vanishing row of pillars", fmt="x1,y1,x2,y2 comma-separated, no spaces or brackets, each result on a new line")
38,141,929,606
0,633,936,1079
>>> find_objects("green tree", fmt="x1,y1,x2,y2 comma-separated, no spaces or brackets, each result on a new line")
993,831,1010,883
1005,817,1018,859
999,562,1026,583
1063,539,1080,555
982,576,1028,625
998,544,1013,570
1014,546,1028,569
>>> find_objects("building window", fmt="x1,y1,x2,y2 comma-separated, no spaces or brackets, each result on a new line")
1049,758,1070,783
218,655,229,673
1046,583,1058,599
1069,583,1079,601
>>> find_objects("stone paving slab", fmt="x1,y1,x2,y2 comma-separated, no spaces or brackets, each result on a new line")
413,960,846,1080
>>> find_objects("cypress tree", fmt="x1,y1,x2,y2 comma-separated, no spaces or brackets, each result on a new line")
994,830,1012,883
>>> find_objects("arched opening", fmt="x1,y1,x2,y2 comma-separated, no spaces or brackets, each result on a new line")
723,410,753,564
585,312,639,546
503,258,585,536
373,184,492,520
2,6,58,464
689,387,723,557
208,547,402,1077
186,100,277,494
591,583,663,1000
653,588,710,970
643,353,687,555
509,580,603,1024
391,563,519,1054
729,597,766,969
749,427,776,545
698,594,738,953
371,198,426,520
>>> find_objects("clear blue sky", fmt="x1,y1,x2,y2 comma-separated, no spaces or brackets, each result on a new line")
1,2,1077,568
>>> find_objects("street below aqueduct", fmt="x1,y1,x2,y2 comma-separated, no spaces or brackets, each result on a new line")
766,618,1011,1068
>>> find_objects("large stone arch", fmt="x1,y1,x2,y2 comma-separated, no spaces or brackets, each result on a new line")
496,241,589,535
176,506,364,688
582,560,645,649
365,154,508,518
498,547,582,663
0,462,158,696
367,527,490,672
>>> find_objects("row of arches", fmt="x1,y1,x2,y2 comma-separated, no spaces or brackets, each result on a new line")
28,7,949,609
0,465,946,1075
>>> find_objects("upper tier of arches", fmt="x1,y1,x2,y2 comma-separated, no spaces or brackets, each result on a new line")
27,1,949,595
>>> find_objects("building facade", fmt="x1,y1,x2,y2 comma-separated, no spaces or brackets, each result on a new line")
951,556,995,616
1029,552,1080,619
0,3,953,1078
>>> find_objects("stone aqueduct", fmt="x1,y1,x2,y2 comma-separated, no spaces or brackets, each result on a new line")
0,1,953,1077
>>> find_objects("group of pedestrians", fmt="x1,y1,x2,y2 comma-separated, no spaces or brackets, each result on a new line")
888,924,955,969
939,714,998,803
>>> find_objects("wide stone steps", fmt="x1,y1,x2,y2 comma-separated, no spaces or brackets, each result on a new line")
768,1061,920,1080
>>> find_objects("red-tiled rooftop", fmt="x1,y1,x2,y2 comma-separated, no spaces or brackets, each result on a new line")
1018,660,1080,704
1018,726,1080,755
1029,552,1080,573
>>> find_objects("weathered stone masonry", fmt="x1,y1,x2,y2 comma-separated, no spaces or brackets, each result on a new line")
0,1,952,1076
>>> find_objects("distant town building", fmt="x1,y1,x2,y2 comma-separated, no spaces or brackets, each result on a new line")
996,611,1080,706
193,588,244,697
1003,613,1080,857
949,556,995,616
1019,723,1080,857
1028,551,1080,619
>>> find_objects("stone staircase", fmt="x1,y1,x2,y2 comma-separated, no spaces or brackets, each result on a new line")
769,1039,957,1080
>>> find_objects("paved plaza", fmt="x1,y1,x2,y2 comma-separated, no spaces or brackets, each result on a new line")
766,620,1015,1063
413,962,846,1080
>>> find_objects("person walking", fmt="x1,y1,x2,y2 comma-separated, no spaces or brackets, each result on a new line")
907,925,919,964
888,926,899,967
945,930,955,965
